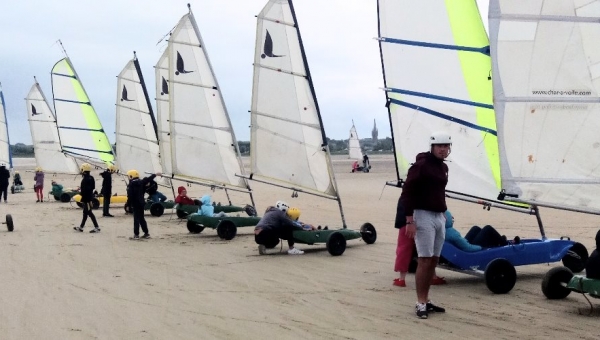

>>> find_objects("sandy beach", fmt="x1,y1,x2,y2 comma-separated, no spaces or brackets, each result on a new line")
1,155,598,339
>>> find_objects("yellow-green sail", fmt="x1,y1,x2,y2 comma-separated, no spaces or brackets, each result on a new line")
51,57,114,165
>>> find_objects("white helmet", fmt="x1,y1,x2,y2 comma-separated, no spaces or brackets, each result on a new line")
430,132,452,146
275,200,289,212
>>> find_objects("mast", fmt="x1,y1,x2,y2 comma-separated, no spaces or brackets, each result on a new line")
133,51,159,141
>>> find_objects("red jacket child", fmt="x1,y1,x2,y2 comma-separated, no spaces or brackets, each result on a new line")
175,186,195,205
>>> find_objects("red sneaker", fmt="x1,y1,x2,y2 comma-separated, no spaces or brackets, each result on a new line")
393,278,406,287
431,277,447,285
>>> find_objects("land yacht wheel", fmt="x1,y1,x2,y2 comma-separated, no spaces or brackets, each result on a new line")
327,232,346,256
542,267,573,299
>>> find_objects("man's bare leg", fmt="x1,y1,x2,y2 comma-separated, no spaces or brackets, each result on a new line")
416,257,437,303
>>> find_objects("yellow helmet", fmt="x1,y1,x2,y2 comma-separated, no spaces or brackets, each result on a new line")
35,167,42,172
127,169,140,179
287,207,301,221
108,164,118,173
80,163,92,173
14,171,19,174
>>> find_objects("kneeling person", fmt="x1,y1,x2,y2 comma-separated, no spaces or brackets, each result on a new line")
254,201,304,255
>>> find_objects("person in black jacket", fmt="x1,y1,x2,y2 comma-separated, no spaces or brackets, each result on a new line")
74,163,100,233
127,170,161,239
0,163,10,203
100,165,117,217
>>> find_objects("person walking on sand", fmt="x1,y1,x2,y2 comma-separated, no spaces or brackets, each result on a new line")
400,132,451,319
100,165,117,217
127,170,161,240
74,163,100,233
0,163,9,203
34,167,44,202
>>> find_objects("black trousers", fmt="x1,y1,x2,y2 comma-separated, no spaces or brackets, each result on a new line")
0,185,7,201
132,206,148,236
465,225,505,248
103,190,111,215
255,227,294,248
80,201,99,229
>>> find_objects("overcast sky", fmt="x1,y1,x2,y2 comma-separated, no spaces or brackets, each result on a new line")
0,0,489,145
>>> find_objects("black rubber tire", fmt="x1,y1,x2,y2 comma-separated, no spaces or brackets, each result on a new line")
150,203,165,217
53,195,61,201
326,232,347,256
91,198,100,210
216,220,237,240
562,242,588,273
60,193,71,203
542,267,574,299
186,220,204,234
484,258,517,294
124,205,131,214
176,208,189,219
76,202,83,208
360,223,377,244
6,214,13,232
244,205,257,217
11,186,14,194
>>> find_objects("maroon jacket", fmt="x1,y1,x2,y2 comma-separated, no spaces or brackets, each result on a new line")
399,152,448,216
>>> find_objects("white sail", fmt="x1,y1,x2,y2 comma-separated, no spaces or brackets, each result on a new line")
250,0,337,198
51,56,115,166
166,8,249,190
26,81,80,174
348,123,363,161
116,55,169,185
378,0,501,201
155,50,173,177
489,0,600,213
0,83,11,168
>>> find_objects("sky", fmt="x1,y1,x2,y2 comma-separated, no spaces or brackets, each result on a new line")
0,0,489,145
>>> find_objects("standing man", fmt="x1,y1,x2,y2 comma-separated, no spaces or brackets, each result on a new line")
74,163,100,233
0,163,9,203
400,132,451,319
127,170,161,239
100,165,117,217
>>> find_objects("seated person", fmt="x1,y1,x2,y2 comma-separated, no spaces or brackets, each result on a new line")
586,229,600,280
144,177,167,203
254,200,304,255
175,186,195,205
286,207,317,230
14,171,23,186
352,161,359,172
197,195,226,218
444,210,511,251
51,180,64,193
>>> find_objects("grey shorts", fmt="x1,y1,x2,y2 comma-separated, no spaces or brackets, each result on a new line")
414,210,446,257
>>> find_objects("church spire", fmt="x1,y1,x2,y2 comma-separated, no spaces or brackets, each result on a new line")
372,119,378,144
